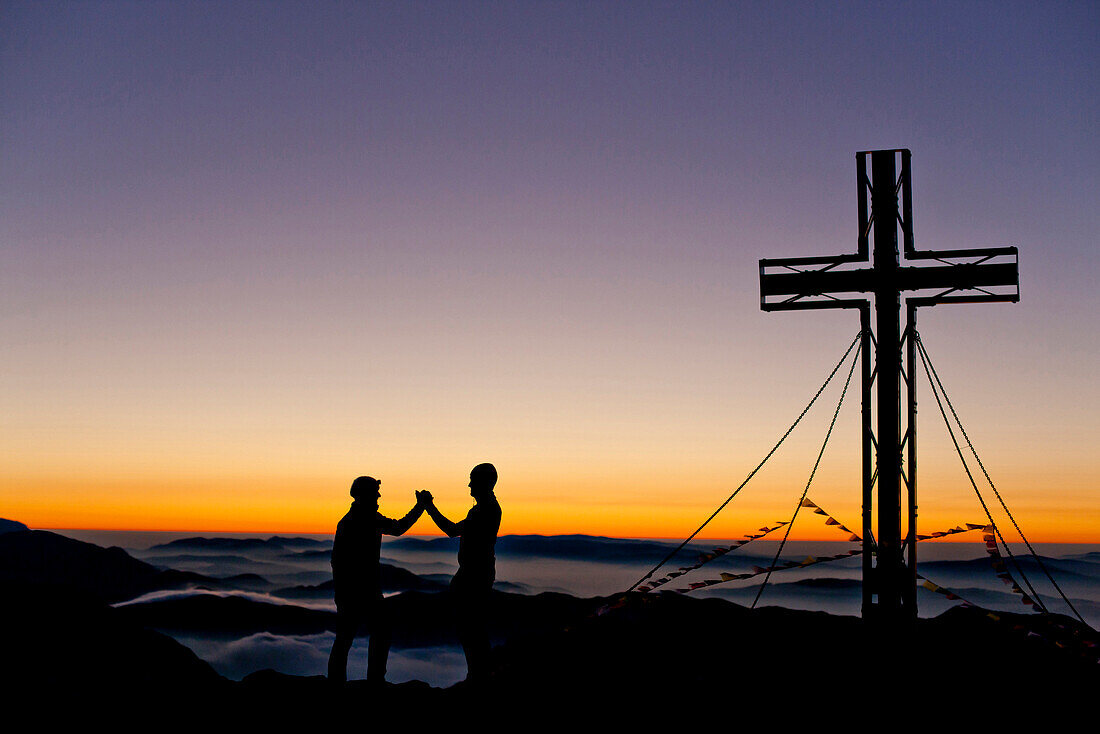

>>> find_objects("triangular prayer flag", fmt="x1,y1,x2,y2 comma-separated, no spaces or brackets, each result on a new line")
800,499,817,508
813,508,828,515
825,518,840,525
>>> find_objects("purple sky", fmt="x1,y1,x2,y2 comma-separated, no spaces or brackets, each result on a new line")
1,2,1097,536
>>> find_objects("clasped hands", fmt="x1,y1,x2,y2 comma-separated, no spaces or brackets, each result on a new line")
415,489,434,508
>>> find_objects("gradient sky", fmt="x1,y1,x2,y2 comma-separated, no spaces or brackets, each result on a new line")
2,1,1097,541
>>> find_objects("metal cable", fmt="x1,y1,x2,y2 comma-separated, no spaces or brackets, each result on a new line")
752,342,859,608
624,330,863,593
917,335,1086,625
914,335,1050,613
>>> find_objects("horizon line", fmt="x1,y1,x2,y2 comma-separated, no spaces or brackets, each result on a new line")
36,526,1100,544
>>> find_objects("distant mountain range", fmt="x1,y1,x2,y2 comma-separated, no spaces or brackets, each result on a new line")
146,535,330,553
139,532,718,564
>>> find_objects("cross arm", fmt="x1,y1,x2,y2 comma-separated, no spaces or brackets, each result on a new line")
760,247,1018,310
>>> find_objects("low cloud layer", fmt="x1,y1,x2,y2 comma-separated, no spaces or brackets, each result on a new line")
176,632,466,687
113,588,337,611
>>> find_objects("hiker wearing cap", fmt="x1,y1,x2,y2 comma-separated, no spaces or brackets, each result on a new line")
417,462,502,683
327,475,426,684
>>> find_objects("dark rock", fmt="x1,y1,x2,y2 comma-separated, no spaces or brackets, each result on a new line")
0,582,226,707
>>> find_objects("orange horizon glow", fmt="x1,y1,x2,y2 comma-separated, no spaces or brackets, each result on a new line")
39,525,1100,545
15,509,1100,544
6,461,1099,543
6,381,1098,544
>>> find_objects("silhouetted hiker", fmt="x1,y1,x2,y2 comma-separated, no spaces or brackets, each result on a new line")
418,462,501,683
327,475,426,684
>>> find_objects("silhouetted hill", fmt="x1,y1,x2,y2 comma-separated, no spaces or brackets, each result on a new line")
0,530,210,603
273,563,445,599
920,554,1100,580
1064,551,1100,563
385,533,713,563
209,573,272,591
112,588,598,649
497,534,710,561
0,518,29,534
919,556,1100,599
116,593,337,636
4,531,1097,718
145,552,269,565
267,535,330,548
4,580,1096,717
147,536,329,553
228,593,1097,719
280,548,332,560
1,582,226,708
480,592,1099,711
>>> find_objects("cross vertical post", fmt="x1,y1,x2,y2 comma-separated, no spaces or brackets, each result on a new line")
759,149,1019,626
871,151,905,616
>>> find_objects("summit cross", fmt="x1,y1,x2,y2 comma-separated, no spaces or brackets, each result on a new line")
758,149,1019,624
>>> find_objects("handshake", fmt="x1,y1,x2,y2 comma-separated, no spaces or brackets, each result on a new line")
415,489,434,508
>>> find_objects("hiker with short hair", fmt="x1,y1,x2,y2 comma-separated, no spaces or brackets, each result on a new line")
327,475,426,684
418,462,502,683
